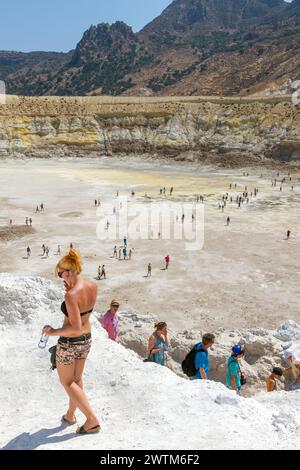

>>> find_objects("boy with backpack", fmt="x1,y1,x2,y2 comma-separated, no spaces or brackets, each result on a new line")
182,333,215,379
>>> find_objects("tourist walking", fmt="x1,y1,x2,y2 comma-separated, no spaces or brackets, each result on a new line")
147,263,152,277
113,246,117,258
146,322,169,366
100,300,120,342
194,333,215,380
42,249,100,434
26,246,31,258
97,265,101,280
100,265,106,280
165,255,170,270
226,345,246,395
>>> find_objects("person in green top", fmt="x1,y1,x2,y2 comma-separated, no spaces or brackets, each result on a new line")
226,345,245,395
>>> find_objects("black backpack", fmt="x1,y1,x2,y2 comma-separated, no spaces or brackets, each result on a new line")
182,343,204,377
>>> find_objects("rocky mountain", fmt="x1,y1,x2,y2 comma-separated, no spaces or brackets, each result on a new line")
140,0,286,40
0,50,72,96
0,0,299,96
44,22,154,95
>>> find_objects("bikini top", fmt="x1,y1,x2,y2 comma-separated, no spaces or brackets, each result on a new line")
61,301,93,318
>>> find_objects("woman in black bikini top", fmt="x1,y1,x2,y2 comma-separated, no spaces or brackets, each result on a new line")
42,249,100,435
61,301,93,318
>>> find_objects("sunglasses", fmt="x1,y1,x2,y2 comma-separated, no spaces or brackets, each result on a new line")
57,270,69,278
111,305,119,309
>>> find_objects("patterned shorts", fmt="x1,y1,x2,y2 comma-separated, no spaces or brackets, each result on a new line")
56,338,92,366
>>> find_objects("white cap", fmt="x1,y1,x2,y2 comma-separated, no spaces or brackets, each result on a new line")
282,349,294,360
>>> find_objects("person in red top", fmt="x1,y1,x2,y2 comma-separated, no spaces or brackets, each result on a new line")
165,255,170,270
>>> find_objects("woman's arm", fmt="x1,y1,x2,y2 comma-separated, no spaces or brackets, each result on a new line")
148,335,162,355
43,293,83,337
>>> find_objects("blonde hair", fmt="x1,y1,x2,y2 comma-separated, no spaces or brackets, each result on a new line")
154,322,167,331
56,249,82,276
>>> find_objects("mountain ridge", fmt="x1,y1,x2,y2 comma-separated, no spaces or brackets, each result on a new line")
0,0,299,96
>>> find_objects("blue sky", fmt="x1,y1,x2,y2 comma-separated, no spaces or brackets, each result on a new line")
0,0,171,52
0,0,293,53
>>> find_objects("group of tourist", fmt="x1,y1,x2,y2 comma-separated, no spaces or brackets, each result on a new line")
98,298,300,395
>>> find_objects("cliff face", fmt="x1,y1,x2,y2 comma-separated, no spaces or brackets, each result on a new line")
0,95,299,165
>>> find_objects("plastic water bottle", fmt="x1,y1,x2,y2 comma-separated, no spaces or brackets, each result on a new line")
38,334,49,350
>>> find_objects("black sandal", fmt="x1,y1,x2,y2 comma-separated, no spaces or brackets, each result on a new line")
76,425,101,435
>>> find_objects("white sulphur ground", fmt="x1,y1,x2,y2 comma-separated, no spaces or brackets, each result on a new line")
0,274,299,450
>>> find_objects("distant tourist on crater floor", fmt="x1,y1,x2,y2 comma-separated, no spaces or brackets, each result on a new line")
100,265,106,280
165,255,170,270
147,262,152,277
97,265,101,280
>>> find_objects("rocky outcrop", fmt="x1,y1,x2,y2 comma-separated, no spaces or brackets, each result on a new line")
0,95,299,165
